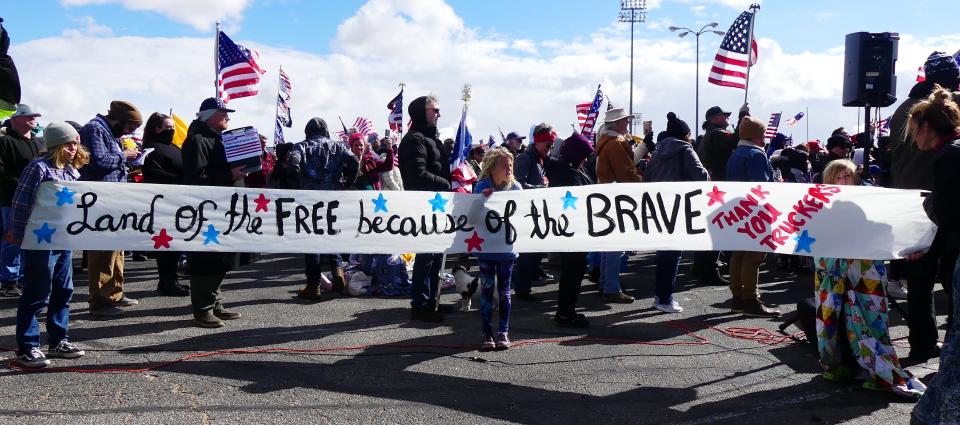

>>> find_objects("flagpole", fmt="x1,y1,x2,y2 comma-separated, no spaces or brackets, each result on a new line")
742,4,760,105
214,21,221,99
398,81,406,140
805,106,809,143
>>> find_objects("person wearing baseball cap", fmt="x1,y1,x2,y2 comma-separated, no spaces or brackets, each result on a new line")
725,115,780,319
502,131,526,156
7,121,91,368
77,101,143,317
181,97,248,328
0,104,41,297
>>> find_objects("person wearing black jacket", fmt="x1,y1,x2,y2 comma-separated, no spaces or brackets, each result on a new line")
544,132,594,327
0,104,39,297
398,95,450,323
181,98,247,328
141,113,188,296
0,17,20,114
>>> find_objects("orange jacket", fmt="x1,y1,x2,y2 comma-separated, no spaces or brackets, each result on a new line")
595,129,642,183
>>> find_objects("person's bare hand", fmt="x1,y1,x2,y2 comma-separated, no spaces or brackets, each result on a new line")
231,166,248,182
123,148,139,160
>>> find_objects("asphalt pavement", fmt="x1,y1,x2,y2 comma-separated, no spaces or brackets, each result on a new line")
0,252,947,424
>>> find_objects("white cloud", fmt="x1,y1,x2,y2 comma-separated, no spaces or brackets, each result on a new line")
691,5,707,16
61,16,114,38
511,40,537,55
12,0,960,147
60,0,252,32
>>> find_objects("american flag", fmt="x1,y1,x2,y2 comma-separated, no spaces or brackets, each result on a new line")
487,135,496,149
274,118,286,145
764,112,781,139
217,30,265,103
387,90,403,132
336,117,373,139
277,95,292,128
578,85,604,140
917,65,926,82
877,116,891,136
784,111,804,127
450,106,477,193
708,11,759,89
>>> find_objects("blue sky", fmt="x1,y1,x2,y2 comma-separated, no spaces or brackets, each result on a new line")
3,0,958,143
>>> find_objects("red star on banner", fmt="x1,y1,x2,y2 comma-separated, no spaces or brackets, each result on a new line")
464,231,485,253
254,193,270,212
151,228,173,249
706,185,726,206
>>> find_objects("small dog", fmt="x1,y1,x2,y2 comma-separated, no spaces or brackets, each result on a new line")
453,265,479,311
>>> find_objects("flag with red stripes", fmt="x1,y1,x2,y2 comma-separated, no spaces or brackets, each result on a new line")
917,65,926,82
336,117,374,140
578,86,604,140
387,90,403,132
764,112,781,139
708,11,758,90
217,30,265,103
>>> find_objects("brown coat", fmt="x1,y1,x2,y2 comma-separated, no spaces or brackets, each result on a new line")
595,129,642,183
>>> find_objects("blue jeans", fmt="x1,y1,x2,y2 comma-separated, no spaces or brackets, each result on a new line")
478,259,514,336
654,251,682,304
16,250,73,351
0,206,21,285
600,251,624,294
411,253,443,310
912,256,960,422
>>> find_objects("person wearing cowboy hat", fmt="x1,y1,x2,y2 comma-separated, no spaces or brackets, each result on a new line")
0,104,41,297
594,107,641,304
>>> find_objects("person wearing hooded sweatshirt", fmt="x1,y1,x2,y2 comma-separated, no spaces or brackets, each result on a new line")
399,95,451,323
79,100,143,317
285,117,359,301
545,132,596,327
890,52,960,362
594,108,641,304
725,116,780,319
181,97,249,328
140,112,189,297
645,113,709,314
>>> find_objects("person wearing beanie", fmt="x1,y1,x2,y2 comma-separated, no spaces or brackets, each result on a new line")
512,123,556,301
724,115,780,318
283,116,359,303
0,104,41,297
644,113,709,314
181,97,248,328
77,101,143,317
812,133,853,183
595,107,642,304
6,121,90,368
348,130,394,191
544,131,595,327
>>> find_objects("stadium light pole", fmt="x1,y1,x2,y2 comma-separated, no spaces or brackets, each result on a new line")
618,0,646,133
669,23,725,142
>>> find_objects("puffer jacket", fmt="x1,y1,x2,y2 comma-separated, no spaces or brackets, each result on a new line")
644,136,709,183
398,96,450,192
286,135,359,190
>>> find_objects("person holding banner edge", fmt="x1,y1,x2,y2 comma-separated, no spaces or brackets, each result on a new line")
181,97,247,328
7,122,90,368
0,104,41,297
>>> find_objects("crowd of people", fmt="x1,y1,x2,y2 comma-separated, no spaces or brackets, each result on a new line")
0,19,958,418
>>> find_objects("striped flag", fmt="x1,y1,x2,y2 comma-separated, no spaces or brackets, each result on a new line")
387,90,403,132
216,30,265,103
764,112,781,139
336,117,373,139
278,67,292,100
450,105,477,193
917,65,926,82
578,85,604,140
878,116,891,135
784,112,804,127
708,11,759,89
274,119,286,145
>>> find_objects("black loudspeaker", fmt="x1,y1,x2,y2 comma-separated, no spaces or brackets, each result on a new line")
842,32,899,107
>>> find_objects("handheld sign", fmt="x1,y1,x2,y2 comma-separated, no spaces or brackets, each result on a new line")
222,126,262,173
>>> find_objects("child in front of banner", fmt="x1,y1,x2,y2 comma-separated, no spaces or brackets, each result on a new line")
5,122,90,368
472,147,522,350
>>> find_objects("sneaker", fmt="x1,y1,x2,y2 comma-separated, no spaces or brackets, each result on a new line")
192,311,225,328
601,291,635,304
495,333,512,350
213,307,241,320
554,313,590,328
114,296,139,307
0,284,21,297
89,304,124,317
653,299,683,314
730,298,744,313
480,335,495,351
15,347,50,368
410,308,444,323
48,340,85,359
886,279,908,300
741,299,781,318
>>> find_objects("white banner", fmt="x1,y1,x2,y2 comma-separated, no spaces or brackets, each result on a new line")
22,181,935,260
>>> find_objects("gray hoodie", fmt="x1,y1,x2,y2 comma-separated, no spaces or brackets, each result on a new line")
644,137,709,182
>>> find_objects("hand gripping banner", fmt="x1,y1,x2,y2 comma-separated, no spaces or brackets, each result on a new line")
22,181,935,260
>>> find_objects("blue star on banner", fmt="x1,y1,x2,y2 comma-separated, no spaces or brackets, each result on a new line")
561,191,578,210
372,193,389,213
202,224,221,245
55,186,76,206
428,193,448,213
33,222,56,244
793,230,816,254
